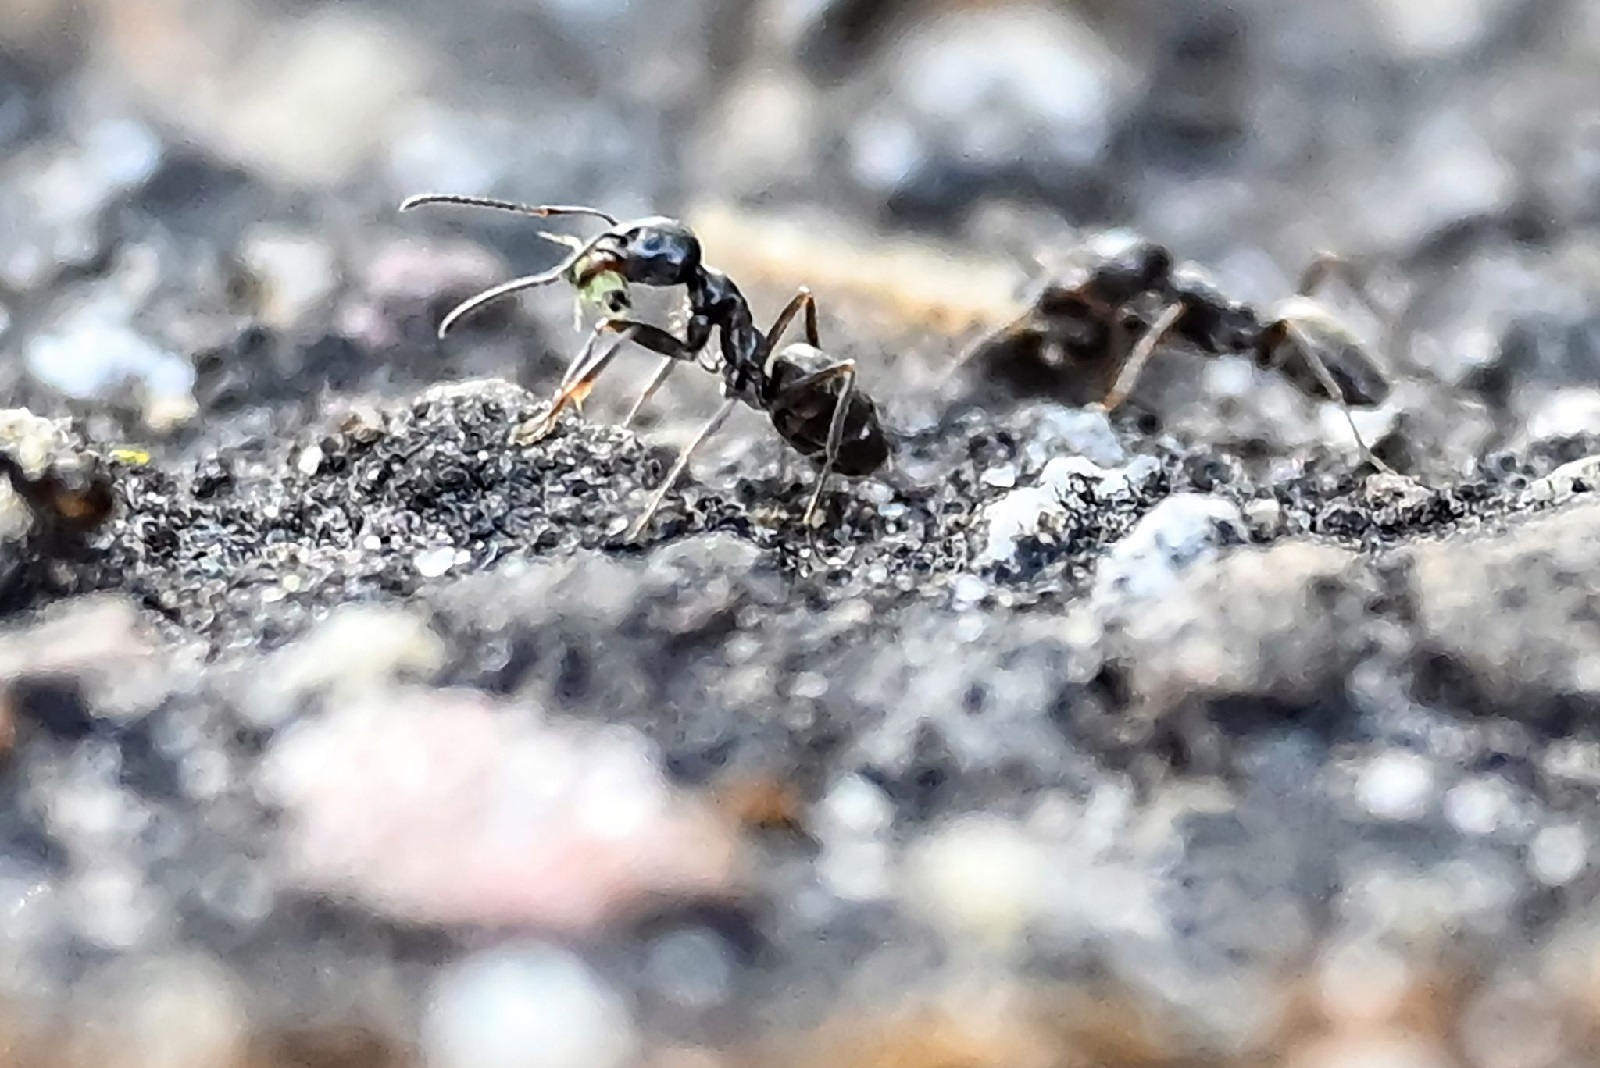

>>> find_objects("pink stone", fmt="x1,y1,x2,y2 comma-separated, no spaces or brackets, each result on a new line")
260,689,743,932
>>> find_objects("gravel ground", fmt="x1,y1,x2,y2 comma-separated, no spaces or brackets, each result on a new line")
5,0,1600,1065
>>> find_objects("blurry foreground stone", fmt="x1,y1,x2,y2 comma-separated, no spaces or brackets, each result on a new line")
259,689,744,932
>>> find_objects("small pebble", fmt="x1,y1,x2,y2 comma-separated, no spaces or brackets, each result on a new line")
70,955,248,1068
247,604,445,727
414,546,457,579
1529,824,1587,886
1527,453,1600,504
422,944,638,1068
903,814,1049,954
973,455,1102,567
1357,751,1435,822
295,444,324,477
1090,493,1247,610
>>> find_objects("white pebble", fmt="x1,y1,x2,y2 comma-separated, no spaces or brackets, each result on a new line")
1357,752,1435,822
422,945,638,1068
1090,493,1246,608
903,814,1049,953
980,464,1017,488
1529,824,1588,886
415,546,457,578
1442,776,1513,836
296,444,325,476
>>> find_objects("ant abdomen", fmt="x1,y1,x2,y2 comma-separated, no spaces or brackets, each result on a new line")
766,345,891,477
1258,297,1393,407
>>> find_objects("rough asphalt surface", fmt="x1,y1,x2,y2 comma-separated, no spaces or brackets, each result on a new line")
6,0,1600,1065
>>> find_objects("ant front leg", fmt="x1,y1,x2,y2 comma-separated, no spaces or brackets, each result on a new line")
608,315,712,428
519,317,698,442
515,322,640,443
1100,302,1185,412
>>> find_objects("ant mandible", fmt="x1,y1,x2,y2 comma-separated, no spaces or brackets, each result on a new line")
398,194,892,540
953,230,1397,468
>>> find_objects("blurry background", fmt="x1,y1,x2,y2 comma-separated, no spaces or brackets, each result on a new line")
4,1,1600,1067
1,0,1596,452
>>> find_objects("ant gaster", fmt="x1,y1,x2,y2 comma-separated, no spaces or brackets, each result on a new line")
398,194,891,540
955,230,1396,465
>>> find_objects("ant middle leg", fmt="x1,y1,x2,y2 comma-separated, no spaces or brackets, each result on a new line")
1100,302,1185,412
602,320,711,428
628,396,740,542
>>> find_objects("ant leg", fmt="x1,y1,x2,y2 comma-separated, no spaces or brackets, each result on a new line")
1297,250,1381,309
1101,302,1185,412
556,319,614,393
771,358,860,527
805,361,858,528
1278,320,1400,476
757,287,820,371
942,307,1034,386
527,317,681,439
515,325,639,443
592,319,713,428
628,396,740,542
622,358,678,428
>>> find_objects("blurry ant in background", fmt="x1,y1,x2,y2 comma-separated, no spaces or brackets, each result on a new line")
953,230,1399,468
0,450,115,554
399,194,892,540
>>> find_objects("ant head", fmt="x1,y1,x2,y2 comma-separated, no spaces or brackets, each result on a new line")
592,218,702,287
1082,230,1173,303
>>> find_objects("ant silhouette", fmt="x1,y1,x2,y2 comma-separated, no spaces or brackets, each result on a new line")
399,194,892,540
953,230,1398,468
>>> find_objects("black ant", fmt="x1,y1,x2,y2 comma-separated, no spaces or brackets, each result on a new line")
953,230,1398,466
398,194,892,540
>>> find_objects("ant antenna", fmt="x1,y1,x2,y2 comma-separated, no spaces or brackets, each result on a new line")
402,195,631,338
435,261,582,338
399,194,620,225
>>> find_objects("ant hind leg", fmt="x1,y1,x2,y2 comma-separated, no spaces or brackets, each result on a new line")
759,288,820,369
768,358,860,529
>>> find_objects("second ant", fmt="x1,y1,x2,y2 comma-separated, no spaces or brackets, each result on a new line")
954,229,1399,467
